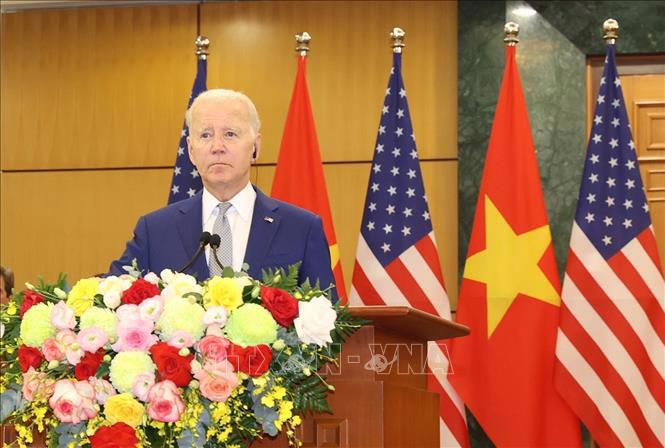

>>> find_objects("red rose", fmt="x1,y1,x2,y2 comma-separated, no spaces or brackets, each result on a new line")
17,345,44,373
227,343,272,377
89,422,138,448
260,286,299,327
20,290,45,318
74,349,105,381
150,342,193,387
121,278,160,305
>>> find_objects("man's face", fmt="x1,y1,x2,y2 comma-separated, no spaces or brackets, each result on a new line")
187,97,260,198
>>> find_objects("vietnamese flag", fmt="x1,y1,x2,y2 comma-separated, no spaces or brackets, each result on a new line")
271,55,347,302
449,44,581,446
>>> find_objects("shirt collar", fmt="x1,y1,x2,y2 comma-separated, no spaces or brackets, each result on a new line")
202,182,256,222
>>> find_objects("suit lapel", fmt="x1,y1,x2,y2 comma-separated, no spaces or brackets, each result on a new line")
175,192,209,280
244,187,281,278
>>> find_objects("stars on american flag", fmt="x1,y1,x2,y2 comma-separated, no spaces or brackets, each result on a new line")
168,60,206,204
577,62,651,258
359,56,434,266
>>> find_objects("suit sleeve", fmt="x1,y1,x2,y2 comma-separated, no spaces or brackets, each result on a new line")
300,215,338,302
108,216,151,276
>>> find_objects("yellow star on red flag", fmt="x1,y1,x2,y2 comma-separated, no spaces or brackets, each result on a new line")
463,195,561,337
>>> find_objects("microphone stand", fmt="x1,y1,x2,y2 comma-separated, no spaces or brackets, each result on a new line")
208,234,226,274
178,231,211,274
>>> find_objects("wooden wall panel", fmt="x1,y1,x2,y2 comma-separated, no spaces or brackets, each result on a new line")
201,1,457,164
1,1,459,309
252,160,459,306
0,169,172,286
0,4,197,170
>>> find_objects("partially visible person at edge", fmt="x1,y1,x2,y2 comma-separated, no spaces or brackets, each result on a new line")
0,265,14,305
109,88,336,300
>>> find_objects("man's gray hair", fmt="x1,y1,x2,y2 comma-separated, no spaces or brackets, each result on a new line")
185,88,261,135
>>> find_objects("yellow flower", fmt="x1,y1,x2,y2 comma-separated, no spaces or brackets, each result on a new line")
203,277,243,310
67,278,99,316
278,400,293,422
104,393,145,427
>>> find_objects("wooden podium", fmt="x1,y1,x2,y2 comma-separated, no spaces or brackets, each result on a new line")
254,306,470,448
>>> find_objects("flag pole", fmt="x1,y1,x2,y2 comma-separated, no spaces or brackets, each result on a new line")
390,27,405,53
504,21,519,46
295,31,310,57
195,35,209,60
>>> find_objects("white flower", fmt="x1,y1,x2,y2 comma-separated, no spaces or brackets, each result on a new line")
139,296,164,321
294,296,337,347
143,272,160,285
99,276,132,309
103,292,121,309
54,288,67,299
203,306,227,327
115,304,139,322
0,322,4,339
160,271,203,300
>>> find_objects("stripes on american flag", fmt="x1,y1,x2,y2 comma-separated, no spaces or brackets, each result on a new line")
554,44,665,448
349,51,469,448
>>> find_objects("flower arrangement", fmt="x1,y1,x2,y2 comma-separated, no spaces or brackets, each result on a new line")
0,263,364,447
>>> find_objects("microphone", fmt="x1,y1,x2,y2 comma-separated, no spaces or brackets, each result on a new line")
208,234,225,273
177,231,211,274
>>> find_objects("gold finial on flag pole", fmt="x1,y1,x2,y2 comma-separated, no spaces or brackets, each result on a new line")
295,32,311,57
391,27,405,53
603,19,619,44
195,35,210,60
504,22,519,46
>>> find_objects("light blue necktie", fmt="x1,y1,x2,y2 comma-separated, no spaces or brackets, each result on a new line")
209,202,232,275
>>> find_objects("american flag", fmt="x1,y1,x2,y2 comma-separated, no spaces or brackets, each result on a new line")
554,44,665,447
168,57,206,204
349,51,469,448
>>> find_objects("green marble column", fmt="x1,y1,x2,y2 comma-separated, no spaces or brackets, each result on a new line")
457,1,662,447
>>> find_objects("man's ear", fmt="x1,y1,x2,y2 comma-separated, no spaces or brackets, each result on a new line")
186,136,195,165
252,134,262,161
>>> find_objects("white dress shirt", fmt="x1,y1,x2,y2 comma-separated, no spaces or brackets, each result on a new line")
202,182,256,272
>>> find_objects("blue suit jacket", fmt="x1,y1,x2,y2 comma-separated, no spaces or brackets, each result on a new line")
109,187,336,297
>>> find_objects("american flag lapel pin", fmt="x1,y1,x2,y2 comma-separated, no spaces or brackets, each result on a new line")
264,216,274,223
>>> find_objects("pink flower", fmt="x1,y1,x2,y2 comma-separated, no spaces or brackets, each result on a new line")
112,318,157,352
56,330,84,365
205,325,224,337
49,379,97,423
22,367,55,401
42,338,65,362
147,380,185,422
167,330,195,349
196,335,229,363
132,372,155,402
51,301,76,330
77,327,108,353
139,296,164,321
194,360,238,402
88,377,116,405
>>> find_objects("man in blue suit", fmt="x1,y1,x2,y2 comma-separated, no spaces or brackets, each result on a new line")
109,89,336,297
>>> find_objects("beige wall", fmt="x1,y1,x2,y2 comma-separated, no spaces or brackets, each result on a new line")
0,1,459,306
